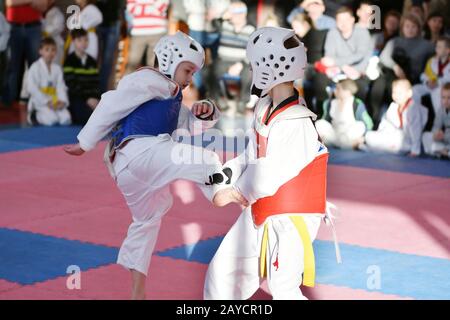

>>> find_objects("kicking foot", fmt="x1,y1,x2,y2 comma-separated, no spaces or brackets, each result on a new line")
213,187,249,207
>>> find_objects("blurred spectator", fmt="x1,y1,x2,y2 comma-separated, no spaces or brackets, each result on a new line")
2,0,46,107
372,10,401,55
364,79,428,156
424,12,446,44
413,36,450,115
312,6,372,116
124,0,169,74
210,1,255,114
407,2,426,24
96,0,125,93
27,37,70,126
183,0,230,97
370,13,434,126
287,0,336,31
422,82,450,158
67,0,103,61
291,12,327,107
356,0,378,33
42,0,65,65
316,79,373,149
64,29,101,125
292,12,326,64
0,11,11,102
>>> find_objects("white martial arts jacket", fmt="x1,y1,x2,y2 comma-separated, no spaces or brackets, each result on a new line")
228,94,328,226
27,58,69,111
77,68,219,173
379,99,428,155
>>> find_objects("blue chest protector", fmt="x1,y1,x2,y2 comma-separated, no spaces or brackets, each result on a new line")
112,89,183,148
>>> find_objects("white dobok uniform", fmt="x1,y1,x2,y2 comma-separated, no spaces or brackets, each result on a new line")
27,57,71,126
77,68,224,275
204,95,329,300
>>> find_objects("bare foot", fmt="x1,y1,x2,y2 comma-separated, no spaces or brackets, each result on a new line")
213,188,249,207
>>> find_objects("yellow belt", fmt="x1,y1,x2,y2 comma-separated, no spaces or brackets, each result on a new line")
41,86,58,109
259,216,316,287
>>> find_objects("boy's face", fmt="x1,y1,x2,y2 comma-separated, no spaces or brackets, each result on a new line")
39,44,57,64
442,88,450,110
392,83,412,105
402,20,419,38
435,40,450,59
384,15,399,34
336,12,355,35
335,84,352,100
173,61,198,90
73,36,89,54
357,4,373,24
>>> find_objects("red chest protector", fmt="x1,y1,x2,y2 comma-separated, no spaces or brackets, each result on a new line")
251,102,328,226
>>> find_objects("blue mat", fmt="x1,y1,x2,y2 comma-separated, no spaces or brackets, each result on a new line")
1,126,450,178
0,228,118,285
156,236,450,300
0,126,81,153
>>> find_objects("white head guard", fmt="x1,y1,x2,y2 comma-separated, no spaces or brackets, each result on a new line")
246,27,307,97
154,31,205,79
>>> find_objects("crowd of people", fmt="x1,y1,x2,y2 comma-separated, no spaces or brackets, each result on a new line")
0,0,449,158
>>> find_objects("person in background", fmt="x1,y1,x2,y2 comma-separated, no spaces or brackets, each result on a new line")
210,1,255,114
422,82,450,159
413,36,450,119
2,0,46,107
364,79,428,157
372,10,401,55
42,0,64,65
183,0,230,98
64,29,101,125
312,6,372,117
291,12,327,108
125,0,169,74
0,11,11,103
316,79,373,149
287,0,336,31
424,12,447,44
66,0,103,61
27,37,70,126
370,13,435,127
96,0,125,93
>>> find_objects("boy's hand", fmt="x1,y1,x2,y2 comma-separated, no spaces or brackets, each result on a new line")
64,144,85,156
87,98,99,110
213,188,249,207
433,130,445,141
427,79,438,89
55,101,65,110
192,100,214,119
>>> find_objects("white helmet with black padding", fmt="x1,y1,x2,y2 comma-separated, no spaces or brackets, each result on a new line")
246,26,307,97
154,31,205,79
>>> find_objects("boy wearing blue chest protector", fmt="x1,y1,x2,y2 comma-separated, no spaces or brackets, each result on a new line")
64,31,247,299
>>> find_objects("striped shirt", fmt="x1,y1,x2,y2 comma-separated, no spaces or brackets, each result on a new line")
126,0,169,36
218,21,255,62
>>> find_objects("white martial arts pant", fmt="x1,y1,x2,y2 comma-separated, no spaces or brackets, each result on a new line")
35,107,72,126
315,119,366,149
204,208,321,300
112,137,224,276
422,132,450,156
364,128,407,154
